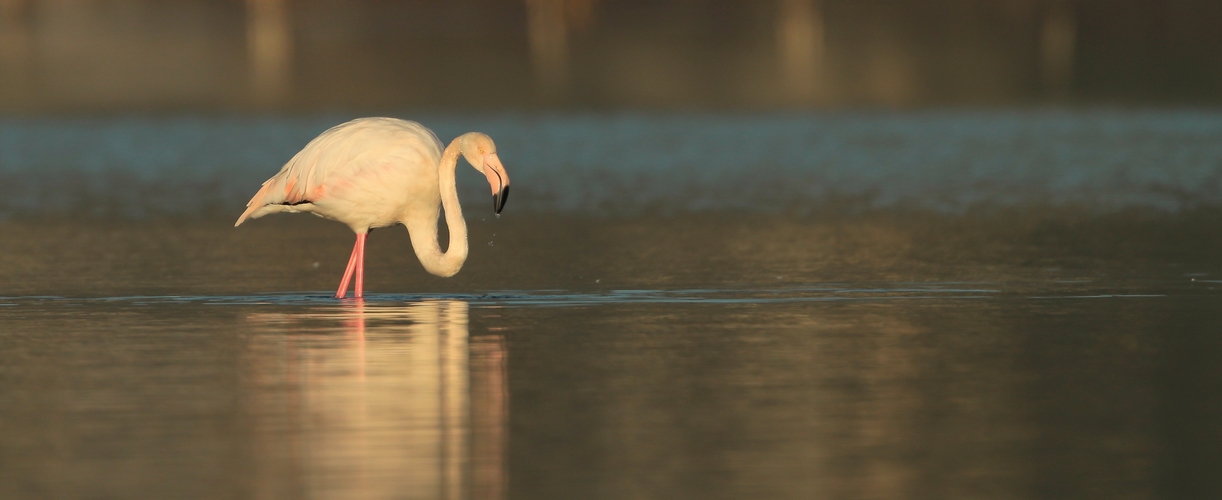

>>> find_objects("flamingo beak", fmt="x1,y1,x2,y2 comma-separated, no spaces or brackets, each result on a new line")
483,154,510,214
495,184,510,214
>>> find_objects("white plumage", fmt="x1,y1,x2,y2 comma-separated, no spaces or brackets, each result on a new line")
236,117,511,298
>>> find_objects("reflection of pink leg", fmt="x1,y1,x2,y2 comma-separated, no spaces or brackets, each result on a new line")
335,234,362,298
354,232,367,298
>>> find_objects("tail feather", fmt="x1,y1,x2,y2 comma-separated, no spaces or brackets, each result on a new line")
234,180,275,227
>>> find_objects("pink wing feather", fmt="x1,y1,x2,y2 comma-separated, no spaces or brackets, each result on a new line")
234,118,442,227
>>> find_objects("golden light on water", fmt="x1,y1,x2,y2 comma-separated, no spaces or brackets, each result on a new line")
2,2,1222,496
246,300,506,500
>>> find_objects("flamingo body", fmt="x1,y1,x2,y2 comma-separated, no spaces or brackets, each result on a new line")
236,118,443,232
235,117,511,298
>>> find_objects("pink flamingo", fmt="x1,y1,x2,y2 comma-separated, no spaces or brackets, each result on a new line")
235,118,510,298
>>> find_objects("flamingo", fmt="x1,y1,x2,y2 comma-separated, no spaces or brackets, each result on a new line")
234,117,510,299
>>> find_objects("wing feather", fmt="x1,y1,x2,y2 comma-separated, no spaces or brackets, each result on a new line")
234,118,443,227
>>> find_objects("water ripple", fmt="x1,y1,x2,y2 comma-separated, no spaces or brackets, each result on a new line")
0,284,1188,309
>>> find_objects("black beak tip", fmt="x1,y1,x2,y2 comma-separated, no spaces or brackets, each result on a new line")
494,185,510,214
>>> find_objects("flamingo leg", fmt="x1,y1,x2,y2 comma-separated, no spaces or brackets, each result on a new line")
335,233,364,298
354,231,367,298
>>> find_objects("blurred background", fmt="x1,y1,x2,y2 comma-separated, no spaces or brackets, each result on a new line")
5,0,1222,218
6,4,1222,500
1,0,1221,113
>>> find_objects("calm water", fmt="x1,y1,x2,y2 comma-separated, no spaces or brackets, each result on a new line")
2,111,1222,499
4,110,1222,216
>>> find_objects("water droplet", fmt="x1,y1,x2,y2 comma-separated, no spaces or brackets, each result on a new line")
488,241,494,247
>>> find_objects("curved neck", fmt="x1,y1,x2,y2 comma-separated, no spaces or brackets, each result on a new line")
406,137,468,277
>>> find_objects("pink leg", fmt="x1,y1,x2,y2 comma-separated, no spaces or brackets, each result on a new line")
335,234,364,298
354,232,367,298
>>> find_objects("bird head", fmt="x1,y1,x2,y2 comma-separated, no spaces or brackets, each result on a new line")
460,132,511,214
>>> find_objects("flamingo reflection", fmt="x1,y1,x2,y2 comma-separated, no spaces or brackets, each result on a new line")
246,300,507,500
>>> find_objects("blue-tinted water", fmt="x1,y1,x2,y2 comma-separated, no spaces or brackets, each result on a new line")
2,111,1222,499
2,110,1222,216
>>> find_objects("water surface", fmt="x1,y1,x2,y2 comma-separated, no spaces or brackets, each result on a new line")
2,112,1222,499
